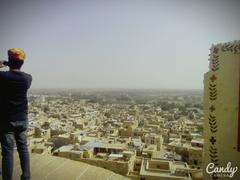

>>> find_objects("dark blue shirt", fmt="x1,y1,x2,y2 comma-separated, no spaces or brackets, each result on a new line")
0,71,32,124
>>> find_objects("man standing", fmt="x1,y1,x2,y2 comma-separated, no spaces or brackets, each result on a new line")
0,48,32,180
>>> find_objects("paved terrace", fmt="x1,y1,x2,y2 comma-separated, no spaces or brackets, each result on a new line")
0,152,130,180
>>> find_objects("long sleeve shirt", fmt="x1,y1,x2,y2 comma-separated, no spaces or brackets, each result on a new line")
0,70,32,125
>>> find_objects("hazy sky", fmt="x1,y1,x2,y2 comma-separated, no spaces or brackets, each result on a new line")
0,0,240,89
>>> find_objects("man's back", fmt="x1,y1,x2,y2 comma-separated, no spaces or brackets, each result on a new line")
0,71,32,120
0,48,32,180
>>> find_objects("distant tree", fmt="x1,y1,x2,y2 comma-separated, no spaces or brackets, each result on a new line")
138,120,144,127
174,114,180,120
62,114,68,119
104,112,111,118
188,112,195,120
160,102,175,111
43,105,50,113
50,113,61,119
193,103,203,110
42,121,50,130
197,126,203,133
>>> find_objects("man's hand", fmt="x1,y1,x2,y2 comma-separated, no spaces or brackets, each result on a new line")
0,60,6,68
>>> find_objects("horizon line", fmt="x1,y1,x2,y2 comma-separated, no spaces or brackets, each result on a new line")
30,87,203,91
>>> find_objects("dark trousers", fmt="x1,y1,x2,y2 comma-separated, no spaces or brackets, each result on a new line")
0,123,30,180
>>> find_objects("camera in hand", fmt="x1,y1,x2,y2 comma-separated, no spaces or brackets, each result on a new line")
3,61,9,66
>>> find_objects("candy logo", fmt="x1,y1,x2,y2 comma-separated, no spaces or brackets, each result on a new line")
206,162,238,178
